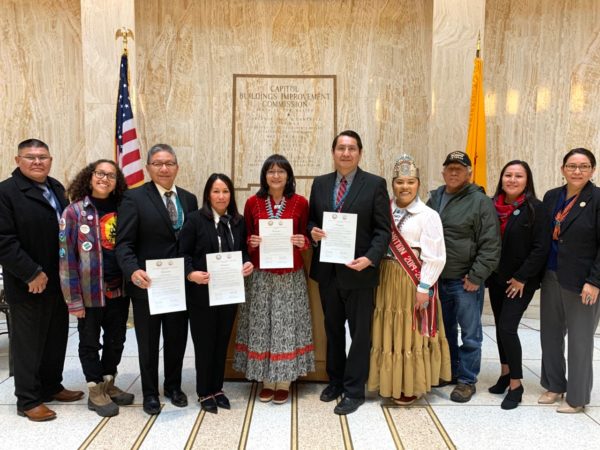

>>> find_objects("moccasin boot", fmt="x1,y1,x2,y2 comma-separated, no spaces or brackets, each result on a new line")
88,382,119,417
104,374,134,406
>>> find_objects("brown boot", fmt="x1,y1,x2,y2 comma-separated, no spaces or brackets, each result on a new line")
87,382,119,417
104,375,134,406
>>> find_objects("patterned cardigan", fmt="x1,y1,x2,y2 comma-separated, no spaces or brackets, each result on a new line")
59,196,122,312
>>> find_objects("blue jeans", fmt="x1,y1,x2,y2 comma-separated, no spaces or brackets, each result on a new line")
439,279,484,385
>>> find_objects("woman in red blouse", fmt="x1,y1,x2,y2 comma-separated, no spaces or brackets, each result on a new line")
233,154,315,404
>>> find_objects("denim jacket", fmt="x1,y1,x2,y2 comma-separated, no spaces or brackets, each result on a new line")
59,197,122,312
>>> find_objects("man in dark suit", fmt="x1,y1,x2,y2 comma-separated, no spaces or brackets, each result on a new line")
116,143,198,415
308,130,391,415
0,139,84,421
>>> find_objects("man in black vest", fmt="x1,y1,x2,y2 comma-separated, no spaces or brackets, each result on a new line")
0,139,84,421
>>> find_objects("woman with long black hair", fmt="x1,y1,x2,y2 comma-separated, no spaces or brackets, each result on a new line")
487,160,550,409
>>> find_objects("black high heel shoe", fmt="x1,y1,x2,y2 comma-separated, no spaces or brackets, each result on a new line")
501,384,523,410
488,374,510,394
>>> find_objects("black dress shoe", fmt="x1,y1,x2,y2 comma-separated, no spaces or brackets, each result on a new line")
320,384,343,402
199,396,218,414
489,374,511,394
334,396,365,415
501,384,523,410
143,395,161,415
165,389,188,407
214,392,230,409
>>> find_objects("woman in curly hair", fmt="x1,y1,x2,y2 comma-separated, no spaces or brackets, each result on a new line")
59,159,133,417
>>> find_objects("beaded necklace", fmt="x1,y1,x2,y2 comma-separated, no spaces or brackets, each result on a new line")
265,195,286,219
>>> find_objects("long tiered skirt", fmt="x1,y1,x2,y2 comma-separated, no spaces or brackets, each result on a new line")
367,259,451,398
233,269,315,382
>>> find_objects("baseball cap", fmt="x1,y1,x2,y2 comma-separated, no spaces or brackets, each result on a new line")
443,151,472,167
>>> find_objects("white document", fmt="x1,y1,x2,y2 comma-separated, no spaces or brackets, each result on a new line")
319,212,357,264
146,257,187,315
259,218,293,269
206,251,246,306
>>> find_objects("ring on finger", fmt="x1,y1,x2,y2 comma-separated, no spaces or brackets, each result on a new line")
586,295,592,301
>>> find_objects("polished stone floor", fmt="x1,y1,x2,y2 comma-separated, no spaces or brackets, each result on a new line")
1,306,600,449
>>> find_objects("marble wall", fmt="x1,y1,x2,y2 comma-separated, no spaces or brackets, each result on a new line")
0,0,83,183
134,0,433,199
485,0,600,195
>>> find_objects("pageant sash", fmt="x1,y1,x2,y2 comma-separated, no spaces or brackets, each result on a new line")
388,200,437,337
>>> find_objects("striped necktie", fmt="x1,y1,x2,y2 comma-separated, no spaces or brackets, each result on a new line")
336,177,347,212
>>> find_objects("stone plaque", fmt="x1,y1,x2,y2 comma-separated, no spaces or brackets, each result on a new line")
232,75,337,198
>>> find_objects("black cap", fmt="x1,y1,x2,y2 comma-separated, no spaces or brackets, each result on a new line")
443,151,472,167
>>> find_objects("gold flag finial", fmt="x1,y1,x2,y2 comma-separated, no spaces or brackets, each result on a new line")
476,31,481,58
115,27,134,54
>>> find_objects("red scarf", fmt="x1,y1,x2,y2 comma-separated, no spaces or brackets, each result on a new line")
494,193,525,237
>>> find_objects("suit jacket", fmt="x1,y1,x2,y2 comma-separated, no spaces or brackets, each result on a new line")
115,181,198,297
489,198,551,291
178,209,249,308
307,167,391,289
543,181,600,292
0,168,68,303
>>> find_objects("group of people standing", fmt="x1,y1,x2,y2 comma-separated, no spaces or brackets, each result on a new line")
0,133,598,422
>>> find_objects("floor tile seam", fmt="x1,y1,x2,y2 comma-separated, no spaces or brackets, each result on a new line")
77,416,110,450
184,409,206,450
291,382,298,450
129,404,164,450
424,404,456,450
337,397,354,450
238,381,258,450
381,404,404,449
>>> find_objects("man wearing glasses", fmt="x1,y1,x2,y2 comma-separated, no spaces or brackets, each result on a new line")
116,144,198,415
0,139,84,421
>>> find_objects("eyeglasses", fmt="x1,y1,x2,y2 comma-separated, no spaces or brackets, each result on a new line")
19,155,52,163
150,161,177,168
564,163,593,173
93,171,117,181
266,170,286,176
334,145,360,154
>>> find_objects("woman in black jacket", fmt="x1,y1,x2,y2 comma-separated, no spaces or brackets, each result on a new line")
539,148,600,413
487,160,551,409
178,173,253,413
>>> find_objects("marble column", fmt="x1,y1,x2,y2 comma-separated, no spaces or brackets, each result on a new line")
80,0,136,179
427,0,486,191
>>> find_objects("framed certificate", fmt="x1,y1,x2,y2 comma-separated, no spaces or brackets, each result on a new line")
319,212,357,264
206,251,246,306
259,218,293,269
146,257,187,315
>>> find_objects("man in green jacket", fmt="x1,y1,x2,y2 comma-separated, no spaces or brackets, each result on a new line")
427,151,501,403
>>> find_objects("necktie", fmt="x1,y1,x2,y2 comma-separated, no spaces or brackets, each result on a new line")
164,191,178,227
336,176,347,212
217,215,234,252
40,184,61,219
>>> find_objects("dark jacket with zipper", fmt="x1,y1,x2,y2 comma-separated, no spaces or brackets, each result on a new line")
427,182,501,285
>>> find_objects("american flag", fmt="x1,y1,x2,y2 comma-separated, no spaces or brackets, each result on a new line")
115,52,144,187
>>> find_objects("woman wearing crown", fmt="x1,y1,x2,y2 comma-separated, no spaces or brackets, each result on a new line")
367,154,451,405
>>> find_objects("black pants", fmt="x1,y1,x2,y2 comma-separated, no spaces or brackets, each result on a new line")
189,302,237,397
319,277,374,399
78,296,130,382
131,294,189,397
9,293,69,411
488,275,535,379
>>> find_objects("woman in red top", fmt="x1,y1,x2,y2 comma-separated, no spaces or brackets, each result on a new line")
233,154,315,404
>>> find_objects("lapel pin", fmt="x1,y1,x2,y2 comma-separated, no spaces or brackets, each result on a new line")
580,202,586,207
513,210,520,216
